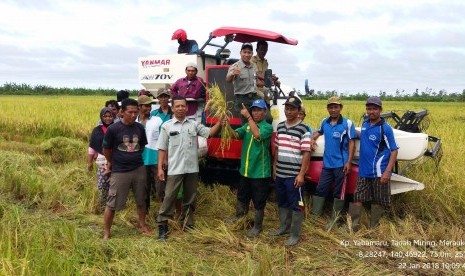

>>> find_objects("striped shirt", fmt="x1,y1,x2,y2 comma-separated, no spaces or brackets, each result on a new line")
274,121,312,178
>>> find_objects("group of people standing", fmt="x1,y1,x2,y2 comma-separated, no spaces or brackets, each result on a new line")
225,41,399,246
87,60,210,240
87,39,399,245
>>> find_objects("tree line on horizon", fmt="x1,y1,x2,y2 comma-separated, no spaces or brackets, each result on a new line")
1,82,464,102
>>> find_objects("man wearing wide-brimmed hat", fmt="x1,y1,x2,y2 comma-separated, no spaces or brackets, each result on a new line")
310,96,356,231
150,88,173,123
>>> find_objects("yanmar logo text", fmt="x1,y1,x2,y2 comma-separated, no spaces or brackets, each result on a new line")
141,59,171,67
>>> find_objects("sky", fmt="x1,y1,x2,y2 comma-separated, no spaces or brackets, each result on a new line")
1,0,464,95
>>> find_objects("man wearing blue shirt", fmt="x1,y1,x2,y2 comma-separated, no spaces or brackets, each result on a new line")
310,96,356,231
348,96,399,231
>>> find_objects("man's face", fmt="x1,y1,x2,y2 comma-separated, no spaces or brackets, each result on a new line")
122,105,139,125
327,104,342,119
366,104,382,121
139,104,152,116
240,48,253,64
172,99,187,119
284,105,299,121
256,45,268,60
157,94,170,107
251,107,266,122
108,104,118,116
185,66,197,80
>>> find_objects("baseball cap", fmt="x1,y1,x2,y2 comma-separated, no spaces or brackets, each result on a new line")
250,98,267,109
156,88,171,98
366,96,382,107
241,43,253,51
283,96,302,108
327,96,342,106
137,95,154,105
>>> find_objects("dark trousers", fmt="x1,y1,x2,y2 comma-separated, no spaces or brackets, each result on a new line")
237,176,270,211
316,167,345,199
274,176,303,212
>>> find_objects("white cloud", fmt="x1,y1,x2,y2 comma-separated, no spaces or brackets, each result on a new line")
0,0,464,93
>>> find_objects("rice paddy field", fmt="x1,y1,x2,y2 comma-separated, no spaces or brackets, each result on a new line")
0,95,464,275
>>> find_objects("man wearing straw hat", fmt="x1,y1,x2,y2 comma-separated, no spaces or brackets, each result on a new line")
309,96,356,231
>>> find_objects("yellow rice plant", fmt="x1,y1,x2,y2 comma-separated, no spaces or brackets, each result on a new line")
205,83,235,152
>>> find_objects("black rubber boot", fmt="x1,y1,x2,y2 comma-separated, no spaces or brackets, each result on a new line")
311,195,326,216
268,208,292,236
369,204,385,228
348,203,362,232
226,200,249,223
158,224,168,241
325,198,345,231
246,209,264,238
285,211,304,246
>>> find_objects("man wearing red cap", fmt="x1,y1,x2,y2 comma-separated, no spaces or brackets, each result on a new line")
171,29,199,54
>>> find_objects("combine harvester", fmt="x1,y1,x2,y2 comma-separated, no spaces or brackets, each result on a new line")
138,27,441,196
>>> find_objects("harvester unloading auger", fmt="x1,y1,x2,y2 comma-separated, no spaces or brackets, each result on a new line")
138,26,441,196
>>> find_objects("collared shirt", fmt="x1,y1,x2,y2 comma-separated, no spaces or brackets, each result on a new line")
274,121,312,178
227,59,256,95
171,76,205,116
317,116,357,169
251,55,268,74
358,119,399,178
150,107,173,123
236,120,273,178
142,116,163,165
156,117,210,175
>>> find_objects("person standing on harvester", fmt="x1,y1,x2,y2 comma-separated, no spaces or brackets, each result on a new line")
310,96,356,231
348,96,399,231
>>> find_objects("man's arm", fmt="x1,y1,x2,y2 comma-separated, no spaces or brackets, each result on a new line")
380,149,398,184
158,149,167,181
344,139,355,174
309,132,322,151
240,103,260,139
208,119,223,137
226,64,240,83
103,148,112,173
272,145,278,180
295,151,311,188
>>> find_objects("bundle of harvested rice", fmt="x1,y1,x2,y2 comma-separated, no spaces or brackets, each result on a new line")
205,83,235,152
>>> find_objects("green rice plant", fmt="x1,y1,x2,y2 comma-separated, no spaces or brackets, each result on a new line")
0,96,464,274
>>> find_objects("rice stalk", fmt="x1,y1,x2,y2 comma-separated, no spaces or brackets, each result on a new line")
205,83,235,152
